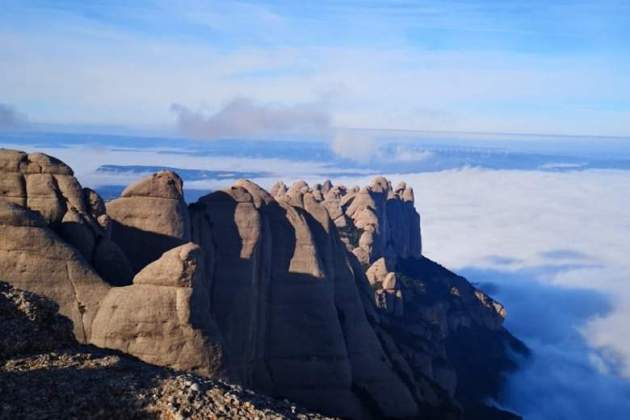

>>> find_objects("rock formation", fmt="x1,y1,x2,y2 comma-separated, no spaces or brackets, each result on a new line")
273,177,421,266
0,149,133,286
107,170,191,273
0,148,525,420
0,150,221,375
0,281,334,420
90,243,224,376
271,179,524,418
0,199,110,342
189,180,425,419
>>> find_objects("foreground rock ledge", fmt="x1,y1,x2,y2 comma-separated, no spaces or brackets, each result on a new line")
0,281,335,420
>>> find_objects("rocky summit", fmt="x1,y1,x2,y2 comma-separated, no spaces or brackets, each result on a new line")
0,148,527,419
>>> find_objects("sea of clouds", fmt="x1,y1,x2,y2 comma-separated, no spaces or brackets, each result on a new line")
391,169,630,419
254,168,630,419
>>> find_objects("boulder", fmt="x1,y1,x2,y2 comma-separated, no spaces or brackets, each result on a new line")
0,199,111,342
0,149,133,286
90,243,224,376
107,171,191,273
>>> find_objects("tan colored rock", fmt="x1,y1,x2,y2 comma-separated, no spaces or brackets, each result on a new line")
25,173,66,224
58,207,97,259
190,181,423,419
0,149,27,172
269,181,287,198
22,152,74,175
107,171,191,273
90,243,224,376
0,199,110,342
134,243,203,288
0,173,26,206
315,176,423,264
122,170,184,199
0,149,133,286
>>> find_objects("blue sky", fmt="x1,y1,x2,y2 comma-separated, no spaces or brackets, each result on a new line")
1,0,630,136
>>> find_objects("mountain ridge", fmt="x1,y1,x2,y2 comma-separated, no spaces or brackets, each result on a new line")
0,147,526,419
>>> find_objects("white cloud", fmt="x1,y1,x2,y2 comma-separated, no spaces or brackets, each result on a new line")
283,167,630,418
170,98,331,140
330,130,379,162
0,103,26,129
1,9,629,136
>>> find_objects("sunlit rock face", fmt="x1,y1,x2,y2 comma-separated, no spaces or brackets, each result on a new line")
91,243,225,376
0,199,110,342
0,150,225,377
106,170,191,274
0,149,133,286
273,177,421,266
0,148,525,420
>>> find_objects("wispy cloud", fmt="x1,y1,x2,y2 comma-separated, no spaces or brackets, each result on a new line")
0,103,26,129
1,1,630,135
170,98,331,140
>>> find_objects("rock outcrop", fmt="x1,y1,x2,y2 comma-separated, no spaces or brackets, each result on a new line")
0,281,335,420
90,243,224,376
107,171,191,273
270,179,524,418
0,148,525,420
189,180,425,419
0,149,133,286
0,199,110,342
272,177,421,265
0,151,219,374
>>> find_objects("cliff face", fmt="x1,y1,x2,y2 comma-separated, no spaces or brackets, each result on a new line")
189,180,424,419
272,177,421,266
0,148,525,419
270,179,524,418
0,281,335,420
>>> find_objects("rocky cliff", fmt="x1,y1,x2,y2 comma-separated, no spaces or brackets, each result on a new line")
0,148,526,419
0,281,335,420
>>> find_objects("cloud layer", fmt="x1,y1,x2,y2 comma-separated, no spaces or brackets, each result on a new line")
398,168,630,419
287,167,630,419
